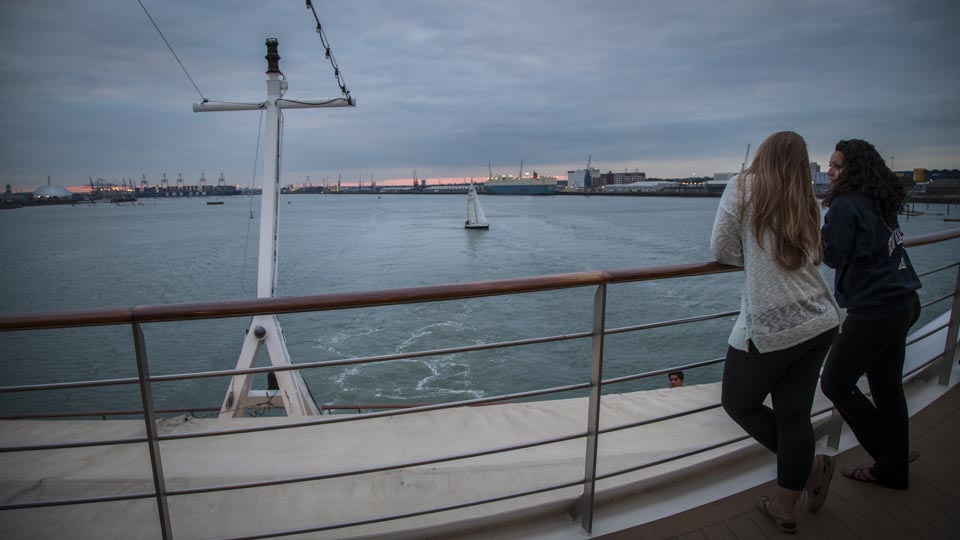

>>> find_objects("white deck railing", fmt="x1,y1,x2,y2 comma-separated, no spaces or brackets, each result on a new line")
0,229,957,540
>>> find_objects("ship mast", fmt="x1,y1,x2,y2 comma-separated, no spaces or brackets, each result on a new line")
194,39,354,417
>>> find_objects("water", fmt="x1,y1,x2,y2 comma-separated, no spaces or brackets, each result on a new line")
1,195,957,416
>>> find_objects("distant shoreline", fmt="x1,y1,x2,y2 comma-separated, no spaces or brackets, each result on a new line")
4,192,958,207
554,190,720,198
290,191,960,204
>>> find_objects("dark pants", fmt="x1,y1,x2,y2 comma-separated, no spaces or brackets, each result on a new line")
820,295,920,489
721,328,838,491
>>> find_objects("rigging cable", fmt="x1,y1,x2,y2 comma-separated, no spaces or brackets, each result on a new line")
237,110,264,339
277,98,343,107
273,107,285,297
305,0,352,101
136,0,207,102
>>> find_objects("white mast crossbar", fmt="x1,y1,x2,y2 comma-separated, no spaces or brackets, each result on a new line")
193,98,354,113
193,38,354,418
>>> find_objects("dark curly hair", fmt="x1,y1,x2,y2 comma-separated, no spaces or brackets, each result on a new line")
823,139,905,226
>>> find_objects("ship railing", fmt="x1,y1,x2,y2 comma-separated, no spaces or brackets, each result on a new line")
0,228,958,540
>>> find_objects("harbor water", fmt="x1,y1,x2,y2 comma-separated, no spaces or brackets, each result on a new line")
1,194,957,417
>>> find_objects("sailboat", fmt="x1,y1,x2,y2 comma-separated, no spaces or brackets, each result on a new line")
465,182,489,229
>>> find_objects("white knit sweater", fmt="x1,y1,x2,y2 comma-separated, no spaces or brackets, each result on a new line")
711,177,840,353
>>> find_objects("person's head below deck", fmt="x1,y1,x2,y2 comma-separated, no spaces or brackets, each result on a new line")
668,371,684,388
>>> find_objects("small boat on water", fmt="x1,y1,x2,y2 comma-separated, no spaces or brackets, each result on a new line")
465,183,489,229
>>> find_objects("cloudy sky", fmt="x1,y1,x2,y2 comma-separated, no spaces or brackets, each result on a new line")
1,0,958,190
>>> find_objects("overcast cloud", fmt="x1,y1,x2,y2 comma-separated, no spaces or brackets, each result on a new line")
1,0,958,189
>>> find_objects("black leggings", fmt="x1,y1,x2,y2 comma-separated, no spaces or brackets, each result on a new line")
820,295,920,489
721,328,838,491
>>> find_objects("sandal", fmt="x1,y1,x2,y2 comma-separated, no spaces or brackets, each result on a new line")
805,454,835,513
843,463,909,490
842,466,879,483
756,495,797,534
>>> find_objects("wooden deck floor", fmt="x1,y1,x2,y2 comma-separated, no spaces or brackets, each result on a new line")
600,383,960,540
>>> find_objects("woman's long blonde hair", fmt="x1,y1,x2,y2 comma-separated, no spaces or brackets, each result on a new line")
738,131,823,270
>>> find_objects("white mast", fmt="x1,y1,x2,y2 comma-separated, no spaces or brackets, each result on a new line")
194,38,354,417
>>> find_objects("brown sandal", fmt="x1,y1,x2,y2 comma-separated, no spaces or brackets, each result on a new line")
842,466,879,483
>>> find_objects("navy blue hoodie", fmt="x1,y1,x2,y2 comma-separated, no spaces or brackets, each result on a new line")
821,193,921,319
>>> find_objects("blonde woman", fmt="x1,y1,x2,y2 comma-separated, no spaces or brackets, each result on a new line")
711,131,841,533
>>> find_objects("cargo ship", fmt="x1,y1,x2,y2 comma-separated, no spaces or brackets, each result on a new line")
483,171,558,195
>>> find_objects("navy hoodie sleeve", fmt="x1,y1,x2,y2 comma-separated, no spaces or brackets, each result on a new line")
822,196,870,269
821,193,921,317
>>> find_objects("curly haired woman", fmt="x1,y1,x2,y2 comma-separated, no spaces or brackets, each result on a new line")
820,139,922,490
712,131,841,533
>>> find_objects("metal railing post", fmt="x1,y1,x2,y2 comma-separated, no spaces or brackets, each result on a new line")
133,323,174,539
938,264,960,385
567,284,606,533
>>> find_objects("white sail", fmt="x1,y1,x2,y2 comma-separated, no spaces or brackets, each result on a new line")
465,185,489,229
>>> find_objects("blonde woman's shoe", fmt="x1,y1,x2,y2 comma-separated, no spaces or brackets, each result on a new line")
805,454,835,514
756,495,797,534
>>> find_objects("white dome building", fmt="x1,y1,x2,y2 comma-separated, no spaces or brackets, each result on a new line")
33,185,74,200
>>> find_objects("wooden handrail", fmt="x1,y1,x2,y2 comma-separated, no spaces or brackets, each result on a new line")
900,227,960,247
1,228,957,332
